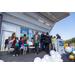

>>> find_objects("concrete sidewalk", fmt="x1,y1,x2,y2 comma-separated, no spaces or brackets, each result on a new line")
0,52,73,62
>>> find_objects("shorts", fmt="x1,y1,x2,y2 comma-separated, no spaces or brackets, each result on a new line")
21,46,27,51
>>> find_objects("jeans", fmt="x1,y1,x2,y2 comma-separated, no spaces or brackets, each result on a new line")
41,42,44,51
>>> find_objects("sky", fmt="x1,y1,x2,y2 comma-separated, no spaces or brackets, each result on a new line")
50,12,75,40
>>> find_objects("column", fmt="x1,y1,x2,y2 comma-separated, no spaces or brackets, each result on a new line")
0,13,3,51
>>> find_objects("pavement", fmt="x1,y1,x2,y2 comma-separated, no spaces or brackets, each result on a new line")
0,51,73,62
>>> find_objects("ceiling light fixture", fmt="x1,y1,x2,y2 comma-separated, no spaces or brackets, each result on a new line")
52,16,56,19
46,12,50,15
45,23,50,26
38,19,44,23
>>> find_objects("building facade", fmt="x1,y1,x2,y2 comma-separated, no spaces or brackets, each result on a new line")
0,12,70,51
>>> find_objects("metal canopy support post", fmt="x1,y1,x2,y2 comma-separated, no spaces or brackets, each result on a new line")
0,13,3,51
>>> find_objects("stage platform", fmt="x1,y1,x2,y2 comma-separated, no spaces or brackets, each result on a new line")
0,52,73,62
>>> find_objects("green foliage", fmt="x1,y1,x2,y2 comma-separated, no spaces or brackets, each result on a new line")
63,37,75,44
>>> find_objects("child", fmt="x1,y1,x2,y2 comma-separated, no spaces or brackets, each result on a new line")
19,37,27,55
23,43,27,55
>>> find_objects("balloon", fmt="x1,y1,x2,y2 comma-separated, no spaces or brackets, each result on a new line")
55,52,60,55
51,54,56,60
54,58,59,62
56,54,61,59
69,54,75,60
50,50,55,55
65,46,72,53
47,57,53,62
41,58,48,62
71,46,74,50
0,60,4,62
71,50,75,55
34,57,42,62
58,59,63,62
44,54,50,59
43,54,50,60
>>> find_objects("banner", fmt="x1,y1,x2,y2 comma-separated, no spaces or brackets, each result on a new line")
20,27,29,39
20,27,42,41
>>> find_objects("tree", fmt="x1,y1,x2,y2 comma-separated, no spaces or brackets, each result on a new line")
63,37,75,44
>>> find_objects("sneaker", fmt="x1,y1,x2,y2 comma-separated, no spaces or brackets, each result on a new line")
16,54,18,56
13,55,15,56
41,51,44,53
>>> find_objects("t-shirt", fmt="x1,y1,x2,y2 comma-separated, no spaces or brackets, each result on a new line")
12,40,16,46
57,35,61,39
35,34,38,41
21,40,24,45
23,36,27,41
52,38,56,44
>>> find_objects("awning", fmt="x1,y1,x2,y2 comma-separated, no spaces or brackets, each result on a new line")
37,12,70,23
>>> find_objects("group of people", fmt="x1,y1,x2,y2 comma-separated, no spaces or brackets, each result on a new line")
33,31,61,54
5,33,28,56
5,31,61,56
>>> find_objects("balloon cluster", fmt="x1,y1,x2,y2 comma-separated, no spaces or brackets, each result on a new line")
65,46,75,60
34,50,63,62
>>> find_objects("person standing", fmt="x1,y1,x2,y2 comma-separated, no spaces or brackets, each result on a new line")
33,31,40,54
40,32,45,53
51,35,53,50
23,34,27,44
56,34,61,39
52,36,56,50
4,36,10,49
43,32,51,54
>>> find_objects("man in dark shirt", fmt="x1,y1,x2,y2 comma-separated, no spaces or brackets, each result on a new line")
56,34,61,39
4,36,10,49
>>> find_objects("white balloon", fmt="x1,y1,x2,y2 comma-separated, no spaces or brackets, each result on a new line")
48,57,53,62
58,59,63,62
65,46,72,53
44,54,50,60
0,60,4,62
52,58,59,62
42,58,48,62
55,52,60,55
56,54,61,59
34,57,42,62
44,54,50,57
50,50,55,55
51,54,56,60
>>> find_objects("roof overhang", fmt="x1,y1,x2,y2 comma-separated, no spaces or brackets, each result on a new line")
37,12,70,23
